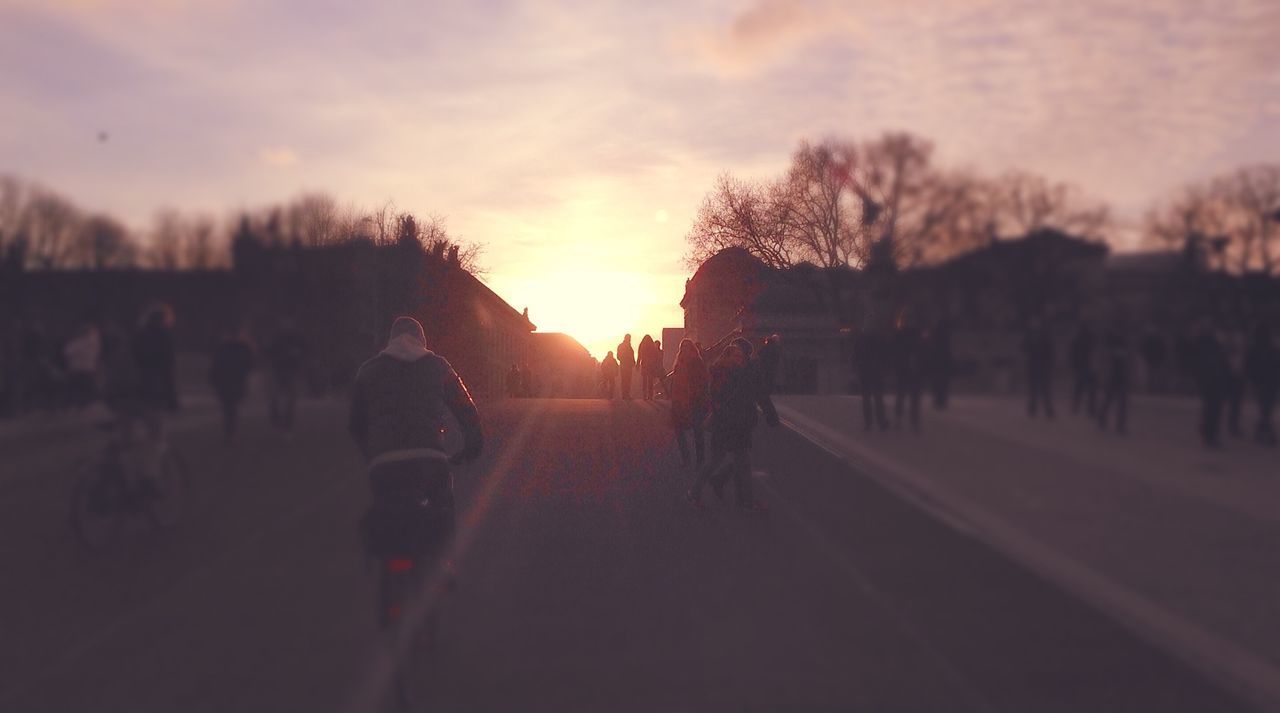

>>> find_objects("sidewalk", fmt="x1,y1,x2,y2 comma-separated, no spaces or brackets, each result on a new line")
777,394,1280,711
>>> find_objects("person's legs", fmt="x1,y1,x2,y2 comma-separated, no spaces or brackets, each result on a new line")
1116,385,1128,434
729,450,754,506
621,370,631,400
1201,389,1222,446
1027,372,1040,417
1227,377,1243,437
1043,374,1055,418
861,379,874,430
1255,388,1277,444
908,381,921,431
690,447,725,500
219,396,235,441
1097,386,1112,429
675,428,691,466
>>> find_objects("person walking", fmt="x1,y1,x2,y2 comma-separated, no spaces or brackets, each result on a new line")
637,334,657,401
759,334,782,394
668,339,709,467
892,313,924,431
1245,323,1279,446
266,323,307,432
1192,321,1231,448
1096,323,1131,434
63,322,101,409
617,334,635,400
1068,322,1097,416
853,326,889,431
505,364,522,398
687,338,778,512
1224,328,1246,439
600,351,619,399
209,328,255,442
1022,317,1055,419
926,317,952,410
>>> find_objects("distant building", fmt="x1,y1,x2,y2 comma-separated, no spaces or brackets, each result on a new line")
1,237,535,398
529,332,597,398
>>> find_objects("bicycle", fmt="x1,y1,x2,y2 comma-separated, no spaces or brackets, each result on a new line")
362,455,460,710
69,418,191,551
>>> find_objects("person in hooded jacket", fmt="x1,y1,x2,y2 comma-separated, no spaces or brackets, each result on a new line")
617,334,636,400
600,351,619,399
686,338,778,512
668,339,709,467
636,334,657,401
349,316,483,557
209,328,255,442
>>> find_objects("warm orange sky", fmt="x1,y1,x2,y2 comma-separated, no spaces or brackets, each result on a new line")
3,0,1278,358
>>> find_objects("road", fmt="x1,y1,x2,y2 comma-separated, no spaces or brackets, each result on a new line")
0,397,1261,712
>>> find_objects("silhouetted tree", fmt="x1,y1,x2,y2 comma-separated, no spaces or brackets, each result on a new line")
1146,164,1280,275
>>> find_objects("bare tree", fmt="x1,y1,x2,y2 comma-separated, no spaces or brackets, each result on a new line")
779,140,869,268
1145,164,1280,275
24,190,82,268
76,214,136,269
685,173,796,270
988,171,1109,242
149,208,185,269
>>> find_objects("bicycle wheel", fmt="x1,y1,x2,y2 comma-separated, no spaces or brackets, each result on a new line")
146,447,191,530
70,459,123,551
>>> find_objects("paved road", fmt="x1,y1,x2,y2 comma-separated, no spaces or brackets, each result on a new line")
0,398,1260,712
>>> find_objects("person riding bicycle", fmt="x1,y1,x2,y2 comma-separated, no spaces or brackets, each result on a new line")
348,316,483,558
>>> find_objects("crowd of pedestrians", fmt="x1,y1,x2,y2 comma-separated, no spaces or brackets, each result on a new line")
850,311,953,434
599,328,779,512
1033,316,1279,449
1,306,309,444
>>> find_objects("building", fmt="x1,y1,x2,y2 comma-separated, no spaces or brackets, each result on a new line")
528,332,597,398
1,237,535,398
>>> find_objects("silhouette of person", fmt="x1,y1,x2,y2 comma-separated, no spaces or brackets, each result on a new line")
759,334,782,394
617,334,635,400
1192,321,1231,448
853,326,889,431
209,328,255,442
131,304,177,451
927,316,952,410
1022,317,1055,419
1096,322,1131,434
688,338,778,512
520,362,535,397
668,338,709,467
1069,322,1097,415
1244,323,1278,446
637,334,657,401
506,363,522,398
892,312,923,431
653,340,665,398
1139,325,1168,393
265,322,307,432
63,321,101,409
1223,328,1246,439
600,351,619,399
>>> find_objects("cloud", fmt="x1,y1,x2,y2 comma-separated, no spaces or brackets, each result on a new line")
684,0,860,75
258,147,298,168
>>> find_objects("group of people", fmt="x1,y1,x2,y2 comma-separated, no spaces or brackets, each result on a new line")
600,329,784,512
849,313,953,434
1030,318,1279,448
0,308,181,428
0,306,310,445
207,322,309,442
598,334,668,400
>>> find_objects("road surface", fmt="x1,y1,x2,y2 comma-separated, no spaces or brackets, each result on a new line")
0,397,1260,712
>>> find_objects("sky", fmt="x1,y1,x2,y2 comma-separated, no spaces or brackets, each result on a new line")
2,0,1277,358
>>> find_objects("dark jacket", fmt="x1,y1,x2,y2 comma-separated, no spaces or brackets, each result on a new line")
348,351,482,462
708,353,778,443
209,338,254,400
133,322,177,409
